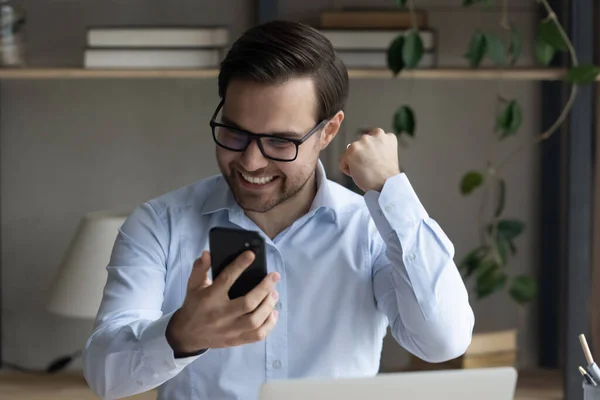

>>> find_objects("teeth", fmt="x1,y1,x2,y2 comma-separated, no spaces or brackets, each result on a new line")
241,173,275,185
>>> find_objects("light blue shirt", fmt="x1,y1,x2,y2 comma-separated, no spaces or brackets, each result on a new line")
83,160,474,400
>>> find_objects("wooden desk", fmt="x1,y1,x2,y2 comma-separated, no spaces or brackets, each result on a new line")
0,371,155,400
0,369,562,400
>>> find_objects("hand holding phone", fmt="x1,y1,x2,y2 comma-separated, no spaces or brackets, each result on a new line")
165,229,279,357
209,227,268,299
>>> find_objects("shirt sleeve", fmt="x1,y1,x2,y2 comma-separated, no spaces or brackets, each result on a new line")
82,202,202,399
363,173,475,363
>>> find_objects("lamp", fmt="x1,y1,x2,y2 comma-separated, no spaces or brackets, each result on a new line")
44,210,128,372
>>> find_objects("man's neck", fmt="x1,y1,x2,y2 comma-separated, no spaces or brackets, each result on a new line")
245,172,318,239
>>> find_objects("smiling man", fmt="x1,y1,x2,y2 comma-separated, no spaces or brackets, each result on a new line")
82,20,474,400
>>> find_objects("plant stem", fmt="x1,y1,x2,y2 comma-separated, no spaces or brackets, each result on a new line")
497,85,577,170
538,0,579,65
500,0,510,30
471,0,578,303
407,0,418,31
496,0,579,171
488,175,504,267
478,179,489,245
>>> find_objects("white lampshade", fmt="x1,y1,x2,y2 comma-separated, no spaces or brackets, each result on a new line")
47,210,128,319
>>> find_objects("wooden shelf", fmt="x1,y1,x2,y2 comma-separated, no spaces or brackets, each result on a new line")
349,68,571,80
0,67,587,81
0,68,221,79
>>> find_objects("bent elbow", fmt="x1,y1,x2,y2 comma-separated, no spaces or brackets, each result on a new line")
416,333,471,363
414,312,474,363
433,332,471,363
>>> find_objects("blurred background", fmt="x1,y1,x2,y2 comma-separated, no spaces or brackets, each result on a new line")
0,1,597,400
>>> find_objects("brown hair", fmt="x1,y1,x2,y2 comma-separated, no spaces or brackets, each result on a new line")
218,20,349,122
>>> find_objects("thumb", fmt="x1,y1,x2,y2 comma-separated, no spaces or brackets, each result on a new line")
188,251,212,291
339,146,351,177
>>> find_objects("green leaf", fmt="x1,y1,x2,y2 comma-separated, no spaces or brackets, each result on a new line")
464,31,487,68
402,30,424,68
538,19,567,51
508,26,522,66
507,239,517,255
387,35,405,76
488,219,525,263
488,221,510,266
495,100,523,138
535,39,556,66
497,219,525,240
394,0,407,6
463,0,493,6
393,105,416,137
509,275,537,305
485,33,506,66
495,178,506,217
458,246,489,277
460,171,484,195
566,65,600,85
495,234,509,266
475,260,508,299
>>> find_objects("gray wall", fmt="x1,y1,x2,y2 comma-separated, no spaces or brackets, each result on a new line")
2,0,541,372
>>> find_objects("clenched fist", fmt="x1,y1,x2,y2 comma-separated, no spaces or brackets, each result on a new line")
339,128,401,192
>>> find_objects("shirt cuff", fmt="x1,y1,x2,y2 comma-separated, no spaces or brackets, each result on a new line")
364,173,429,239
140,310,206,372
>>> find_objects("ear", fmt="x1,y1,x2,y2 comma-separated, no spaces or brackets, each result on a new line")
319,111,344,150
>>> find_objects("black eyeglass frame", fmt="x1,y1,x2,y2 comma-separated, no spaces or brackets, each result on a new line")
209,99,329,162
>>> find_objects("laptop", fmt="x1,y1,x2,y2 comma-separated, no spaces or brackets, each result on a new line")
259,367,518,400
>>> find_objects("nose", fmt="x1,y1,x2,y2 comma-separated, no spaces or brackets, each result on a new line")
240,140,269,172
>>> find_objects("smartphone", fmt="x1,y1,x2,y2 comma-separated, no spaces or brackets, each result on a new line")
209,226,268,299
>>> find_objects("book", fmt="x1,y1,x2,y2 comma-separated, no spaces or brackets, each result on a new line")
83,48,222,69
320,9,428,29
319,29,435,51
462,350,517,369
337,50,435,69
410,349,517,371
86,26,229,48
465,329,517,356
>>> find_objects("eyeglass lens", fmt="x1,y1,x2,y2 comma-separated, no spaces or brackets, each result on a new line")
214,125,298,161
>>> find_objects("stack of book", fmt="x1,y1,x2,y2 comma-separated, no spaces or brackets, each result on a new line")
410,329,518,371
317,8,436,69
83,26,229,69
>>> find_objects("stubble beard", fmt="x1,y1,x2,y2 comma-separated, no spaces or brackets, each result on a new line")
223,165,314,213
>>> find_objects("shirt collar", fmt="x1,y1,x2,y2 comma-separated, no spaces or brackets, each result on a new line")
201,159,338,224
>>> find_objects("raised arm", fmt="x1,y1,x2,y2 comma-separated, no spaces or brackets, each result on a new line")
365,174,474,362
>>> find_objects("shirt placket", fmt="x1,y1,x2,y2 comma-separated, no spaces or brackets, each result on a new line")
265,245,288,381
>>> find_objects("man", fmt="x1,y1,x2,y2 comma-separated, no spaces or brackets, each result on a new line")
82,20,474,400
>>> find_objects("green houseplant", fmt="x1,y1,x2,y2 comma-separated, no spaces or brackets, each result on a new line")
387,0,599,308
382,0,599,369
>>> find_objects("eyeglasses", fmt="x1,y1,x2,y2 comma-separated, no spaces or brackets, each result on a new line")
209,99,328,162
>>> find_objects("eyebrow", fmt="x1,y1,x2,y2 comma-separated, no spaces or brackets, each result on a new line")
220,115,304,139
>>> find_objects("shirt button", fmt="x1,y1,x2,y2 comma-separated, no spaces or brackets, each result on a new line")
275,302,282,311
407,253,416,262
136,380,143,386
384,204,394,211
272,360,282,369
